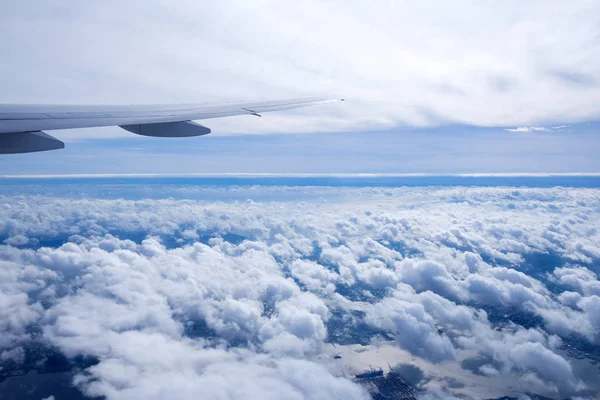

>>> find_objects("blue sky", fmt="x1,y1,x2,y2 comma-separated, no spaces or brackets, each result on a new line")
1,122,599,175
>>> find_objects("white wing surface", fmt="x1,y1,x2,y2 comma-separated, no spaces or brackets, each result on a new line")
0,97,342,154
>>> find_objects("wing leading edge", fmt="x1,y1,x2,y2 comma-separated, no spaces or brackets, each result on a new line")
0,97,343,154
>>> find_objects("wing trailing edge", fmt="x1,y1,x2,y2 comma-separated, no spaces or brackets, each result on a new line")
0,97,343,153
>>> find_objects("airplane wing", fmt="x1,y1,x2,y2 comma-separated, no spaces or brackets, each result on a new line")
0,97,343,154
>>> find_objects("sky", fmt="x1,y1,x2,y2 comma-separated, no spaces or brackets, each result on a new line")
1,0,600,173
1,125,600,175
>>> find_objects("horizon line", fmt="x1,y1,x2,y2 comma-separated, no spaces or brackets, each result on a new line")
2,172,600,179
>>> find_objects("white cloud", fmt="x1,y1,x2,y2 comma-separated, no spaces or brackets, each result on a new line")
1,1,600,139
0,346,25,363
71,332,368,400
508,342,582,391
552,266,600,296
290,259,339,295
504,127,549,132
366,294,458,362
0,186,599,398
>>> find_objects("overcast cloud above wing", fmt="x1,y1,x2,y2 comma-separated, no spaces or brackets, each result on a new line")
1,0,600,137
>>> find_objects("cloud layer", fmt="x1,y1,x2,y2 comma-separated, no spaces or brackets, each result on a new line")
1,0,600,137
0,186,599,399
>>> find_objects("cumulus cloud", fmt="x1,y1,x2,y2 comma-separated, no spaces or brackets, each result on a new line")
509,342,582,391
552,266,600,296
0,346,25,363
365,294,458,362
0,186,599,399
72,333,368,400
